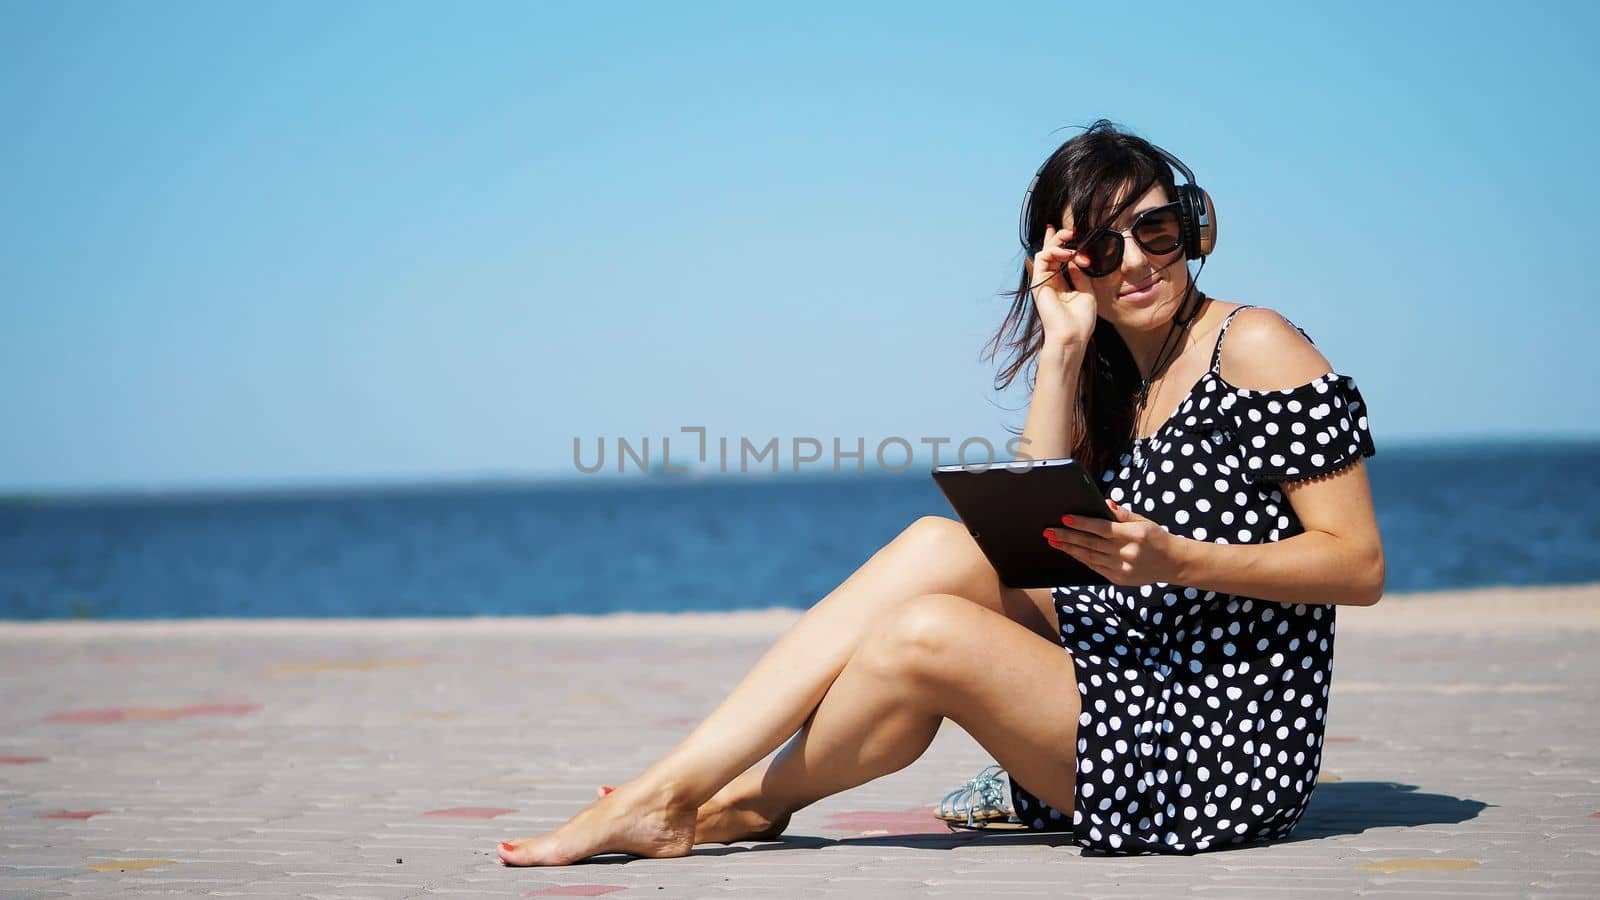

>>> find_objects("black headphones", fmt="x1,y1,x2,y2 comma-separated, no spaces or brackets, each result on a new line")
1019,141,1218,263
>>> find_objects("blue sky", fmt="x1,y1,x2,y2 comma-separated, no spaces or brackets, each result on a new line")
2,1,1596,493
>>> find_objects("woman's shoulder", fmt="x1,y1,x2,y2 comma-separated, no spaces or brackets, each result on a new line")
1203,302,1375,484
1211,302,1334,392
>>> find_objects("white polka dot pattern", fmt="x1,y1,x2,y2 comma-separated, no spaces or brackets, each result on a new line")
1007,307,1375,856
1221,373,1374,485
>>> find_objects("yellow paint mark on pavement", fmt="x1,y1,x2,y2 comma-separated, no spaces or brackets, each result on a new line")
1317,773,1343,783
1359,858,1481,874
87,859,176,872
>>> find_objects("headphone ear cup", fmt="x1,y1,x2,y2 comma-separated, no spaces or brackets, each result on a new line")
1182,184,1217,259
1175,184,1200,259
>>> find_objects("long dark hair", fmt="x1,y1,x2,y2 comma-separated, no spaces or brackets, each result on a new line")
982,119,1184,478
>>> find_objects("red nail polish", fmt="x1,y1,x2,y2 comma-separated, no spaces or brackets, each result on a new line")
1041,528,1053,538
1060,515,1074,526
499,841,516,852
600,785,614,795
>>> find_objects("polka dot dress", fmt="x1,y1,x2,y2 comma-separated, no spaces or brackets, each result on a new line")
1008,305,1376,855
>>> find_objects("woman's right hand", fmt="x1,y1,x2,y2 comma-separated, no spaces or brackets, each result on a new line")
1027,224,1098,357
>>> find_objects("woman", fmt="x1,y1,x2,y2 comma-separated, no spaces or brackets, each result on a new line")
497,119,1383,864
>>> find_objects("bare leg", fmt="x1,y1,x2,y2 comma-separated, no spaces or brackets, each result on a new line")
695,593,1081,843
630,518,1054,815
497,518,1059,865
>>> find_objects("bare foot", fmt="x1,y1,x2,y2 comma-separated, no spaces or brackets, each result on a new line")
598,782,788,844
496,781,696,867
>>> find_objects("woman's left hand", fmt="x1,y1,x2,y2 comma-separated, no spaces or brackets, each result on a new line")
1044,500,1192,586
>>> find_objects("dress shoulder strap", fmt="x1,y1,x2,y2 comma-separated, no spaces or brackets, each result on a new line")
1209,304,1256,374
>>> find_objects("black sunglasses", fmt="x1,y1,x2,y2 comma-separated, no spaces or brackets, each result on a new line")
1064,201,1185,278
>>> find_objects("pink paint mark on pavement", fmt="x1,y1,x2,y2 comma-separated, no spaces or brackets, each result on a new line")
1324,735,1361,743
0,755,48,764
40,810,110,820
423,807,517,819
46,703,258,724
823,806,944,836
524,887,626,897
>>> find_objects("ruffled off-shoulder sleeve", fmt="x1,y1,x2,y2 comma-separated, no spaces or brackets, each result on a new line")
1218,372,1375,484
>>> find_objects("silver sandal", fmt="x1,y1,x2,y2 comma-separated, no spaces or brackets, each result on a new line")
935,764,1019,829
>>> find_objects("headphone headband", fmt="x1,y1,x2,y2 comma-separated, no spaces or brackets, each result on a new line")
1150,142,1195,185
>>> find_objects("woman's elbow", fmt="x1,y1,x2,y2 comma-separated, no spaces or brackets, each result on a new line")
1355,544,1387,606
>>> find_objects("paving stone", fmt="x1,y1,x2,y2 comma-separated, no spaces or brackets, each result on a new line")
3,585,1599,896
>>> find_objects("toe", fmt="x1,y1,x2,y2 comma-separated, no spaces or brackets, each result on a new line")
496,840,528,866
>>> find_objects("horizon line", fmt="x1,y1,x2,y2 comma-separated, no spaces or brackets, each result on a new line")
3,432,1597,504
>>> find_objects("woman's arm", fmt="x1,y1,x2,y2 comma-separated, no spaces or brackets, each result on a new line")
1049,308,1386,607
1196,308,1385,605
1011,230,1098,462
1171,460,1386,606
1015,346,1087,462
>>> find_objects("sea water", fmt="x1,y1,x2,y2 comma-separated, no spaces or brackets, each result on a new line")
2,441,1595,620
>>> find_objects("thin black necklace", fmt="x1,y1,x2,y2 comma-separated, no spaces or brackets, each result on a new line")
1132,286,1208,444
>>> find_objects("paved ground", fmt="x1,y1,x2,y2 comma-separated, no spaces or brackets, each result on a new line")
2,583,1598,898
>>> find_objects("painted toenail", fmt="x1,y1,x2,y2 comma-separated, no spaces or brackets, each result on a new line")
499,841,516,852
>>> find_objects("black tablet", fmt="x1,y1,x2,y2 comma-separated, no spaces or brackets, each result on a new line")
931,457,1113,589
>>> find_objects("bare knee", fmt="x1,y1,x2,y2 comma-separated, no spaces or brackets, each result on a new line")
898,515,978,556
887,517,1056,641
856,593,973,686
890,516,994,593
